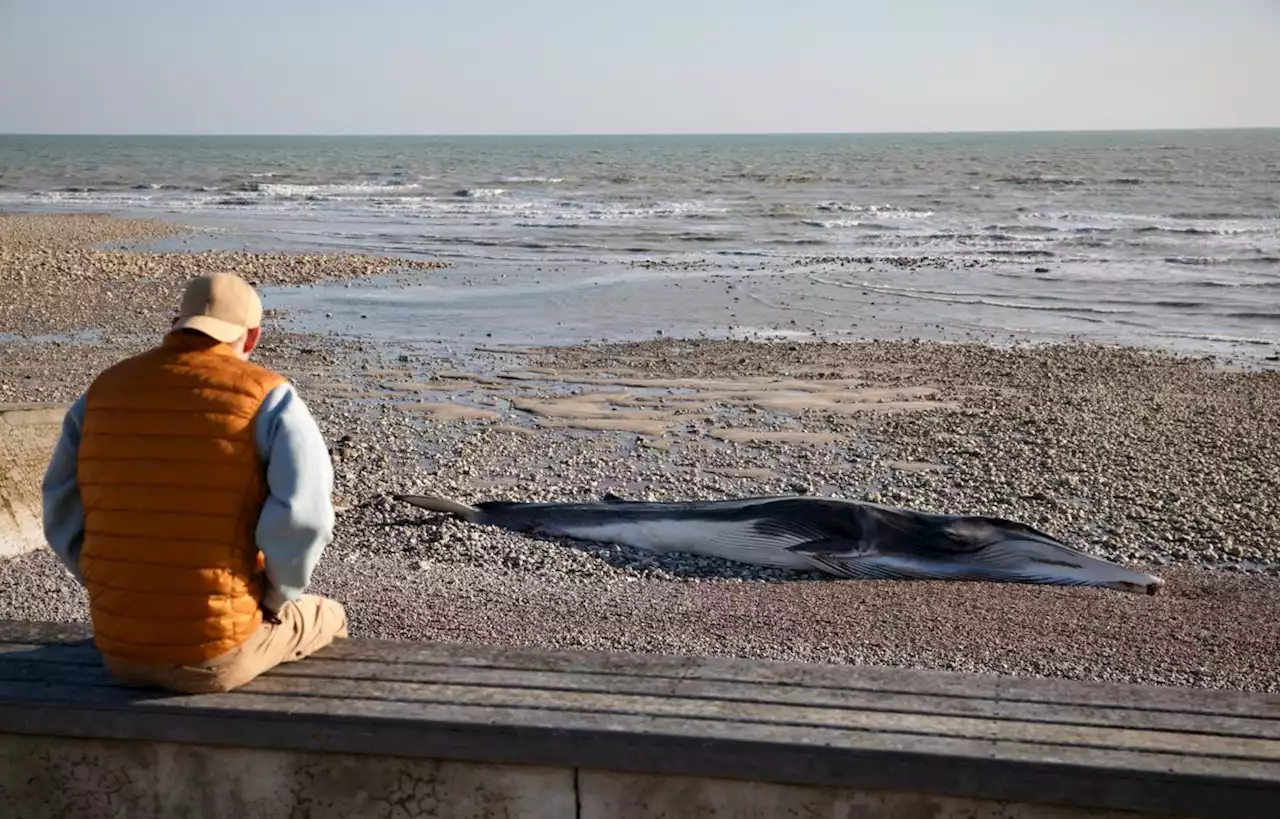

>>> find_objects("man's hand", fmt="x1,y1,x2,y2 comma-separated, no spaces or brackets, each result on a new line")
259,576,283,624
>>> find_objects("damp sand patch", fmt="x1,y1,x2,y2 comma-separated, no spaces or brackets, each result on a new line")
511,393,695,436
490,424,538,436
708,428,843,445
391,402,500,421
512,393,673,421
300,381,363,394
538,417,676,436
502,373,959,441
379,380,483,393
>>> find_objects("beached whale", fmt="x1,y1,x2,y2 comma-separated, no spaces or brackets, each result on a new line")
393,493,1164,595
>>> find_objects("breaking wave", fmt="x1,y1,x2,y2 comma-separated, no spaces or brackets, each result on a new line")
814,202,935,218
453,187,507,198
1166,256,1280,267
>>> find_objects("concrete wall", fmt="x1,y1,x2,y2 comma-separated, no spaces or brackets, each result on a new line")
579,770,1164,819
0,734,1168,819
0,403,66,560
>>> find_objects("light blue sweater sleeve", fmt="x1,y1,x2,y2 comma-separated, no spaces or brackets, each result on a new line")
253,383,336,614
41,394,88,585
40,383,335,613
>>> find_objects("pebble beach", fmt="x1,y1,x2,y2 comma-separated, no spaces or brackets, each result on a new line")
2,212,1279,693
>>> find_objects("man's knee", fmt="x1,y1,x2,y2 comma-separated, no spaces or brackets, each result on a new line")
323,598,350,638
301,594,348,628
286,594,348,644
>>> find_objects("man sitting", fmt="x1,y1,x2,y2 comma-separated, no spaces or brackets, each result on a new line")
41,272,347,693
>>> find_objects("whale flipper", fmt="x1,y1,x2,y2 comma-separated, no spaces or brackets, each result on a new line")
393,494,481,522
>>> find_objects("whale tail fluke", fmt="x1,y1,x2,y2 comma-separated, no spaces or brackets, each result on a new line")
394,494,481,522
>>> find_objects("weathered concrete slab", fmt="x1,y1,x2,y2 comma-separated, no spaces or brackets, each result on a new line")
578,769,1159,819
0,733,573,819
0,731,1174,819
0,403,66,559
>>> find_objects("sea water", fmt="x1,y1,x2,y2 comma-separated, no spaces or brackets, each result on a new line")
2,131,1276,360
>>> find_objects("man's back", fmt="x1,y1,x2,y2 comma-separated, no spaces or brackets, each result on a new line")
77,330,286,664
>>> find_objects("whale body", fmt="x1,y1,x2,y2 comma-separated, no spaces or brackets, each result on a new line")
394,493,1165,595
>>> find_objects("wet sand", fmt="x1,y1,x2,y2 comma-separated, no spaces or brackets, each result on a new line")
3,212,1279,693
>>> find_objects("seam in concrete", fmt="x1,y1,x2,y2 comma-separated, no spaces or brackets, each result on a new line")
574,766,582,819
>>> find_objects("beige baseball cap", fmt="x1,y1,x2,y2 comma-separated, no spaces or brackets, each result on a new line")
172,273,263,343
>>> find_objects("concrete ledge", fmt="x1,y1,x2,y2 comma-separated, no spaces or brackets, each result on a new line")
0,734,1158,819
0,403,67,559
2,620,1279,819
1,733,573,819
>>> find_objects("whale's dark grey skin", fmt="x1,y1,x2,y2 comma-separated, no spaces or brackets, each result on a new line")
394,493,1164,595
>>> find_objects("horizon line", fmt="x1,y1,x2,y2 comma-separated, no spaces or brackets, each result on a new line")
2,125,1279,139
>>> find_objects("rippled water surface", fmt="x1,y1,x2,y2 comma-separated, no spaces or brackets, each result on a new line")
2,131,1277,359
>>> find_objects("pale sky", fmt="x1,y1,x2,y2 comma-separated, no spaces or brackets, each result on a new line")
1,0,1277,135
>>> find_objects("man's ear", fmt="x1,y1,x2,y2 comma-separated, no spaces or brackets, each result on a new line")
244,326,262,354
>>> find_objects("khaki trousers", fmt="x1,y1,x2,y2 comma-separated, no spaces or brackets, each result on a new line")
102,594,349,694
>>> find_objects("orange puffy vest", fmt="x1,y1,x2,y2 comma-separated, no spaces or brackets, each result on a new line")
76,331,286,664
